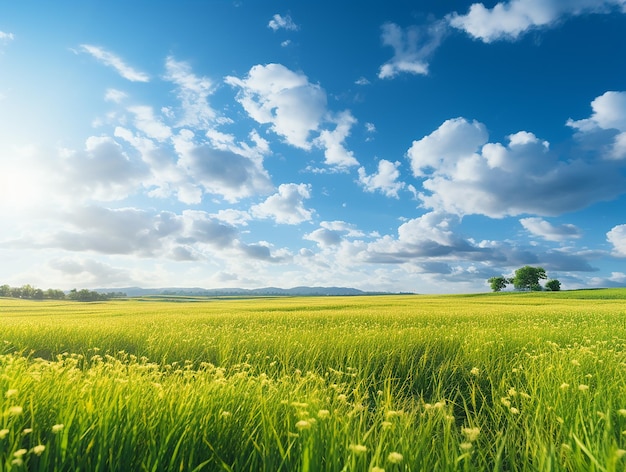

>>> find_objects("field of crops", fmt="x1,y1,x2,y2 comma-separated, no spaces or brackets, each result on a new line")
1,289,626,471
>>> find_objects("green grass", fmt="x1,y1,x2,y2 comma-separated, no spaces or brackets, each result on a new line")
1,289,626,471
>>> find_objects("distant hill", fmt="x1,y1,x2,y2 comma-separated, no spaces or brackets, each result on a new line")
93,286,404,297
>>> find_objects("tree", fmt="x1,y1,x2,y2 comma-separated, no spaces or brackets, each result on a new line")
488,276,509,292
20,284,36,299
512,266,547,291
545,279,561,291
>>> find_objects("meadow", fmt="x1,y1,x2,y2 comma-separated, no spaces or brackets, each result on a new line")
1,289,626,471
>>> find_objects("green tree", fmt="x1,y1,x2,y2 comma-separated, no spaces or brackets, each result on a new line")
488,276,509,292
512,266,547,291
545,279,561,291
20,284,36,299
0,284,10,297
45,289,66,299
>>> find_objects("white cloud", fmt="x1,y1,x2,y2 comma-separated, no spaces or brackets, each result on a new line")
79,44,149,82
589,271,626,287
407,116,626,217
57,136,148,202
164,56,216,128
182,210,239,249
448,0,626,43
105,88,127,103
567,91,626,159
251,183,314,224
313,111,359,168
568,91,626,132
268,14,299,31
358,160,404,198
607,224,626,256
378,21,446,79
40,206,183,257
406,117,488,177
128,106,172,142
49,257,136,287
113,126,198,204
226,63,327,150
304,220,365,248
211,209,251,226
173,130,273,203
520,217,582,241
0,31,14,41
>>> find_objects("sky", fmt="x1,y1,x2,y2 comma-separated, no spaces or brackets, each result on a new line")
1,0,626,294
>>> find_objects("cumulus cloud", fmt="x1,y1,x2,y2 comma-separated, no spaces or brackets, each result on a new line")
358,160,404,197
47,207,183,256
181,210,238,249
407,118,488,177
304,220,365,248
567,91,626,159
378,21,446,79
164,56,216,128
49,257,135,287
268,14,299,31
251,183,314,224
362,212,486,263
406,116,626,217
313,111,359,168
448,0,626,42
607,224,626,256
226,64,326,150
58,136,148,201
173,130,273,203
589,271,626,287
520,217,582,241
79,44,149,82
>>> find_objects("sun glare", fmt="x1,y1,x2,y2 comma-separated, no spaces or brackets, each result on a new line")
0,160,46,213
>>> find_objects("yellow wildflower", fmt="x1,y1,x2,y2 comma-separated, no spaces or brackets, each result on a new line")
349,444,367,454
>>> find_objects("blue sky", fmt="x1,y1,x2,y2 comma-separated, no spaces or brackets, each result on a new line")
1,0,626,293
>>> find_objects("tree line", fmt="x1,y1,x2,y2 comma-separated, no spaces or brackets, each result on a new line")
0,284,126,301
488,266,561,292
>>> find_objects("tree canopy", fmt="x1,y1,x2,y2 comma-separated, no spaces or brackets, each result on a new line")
512,266,547,291
488,276,510,292
0,284,126,301
487,266,559,292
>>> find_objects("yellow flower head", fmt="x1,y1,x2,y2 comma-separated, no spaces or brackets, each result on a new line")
295,420,311,430
349,444,367,454
317,409,330,419
51,424,65,433
32,445,46,456
7,406,23,416
461,426,481,442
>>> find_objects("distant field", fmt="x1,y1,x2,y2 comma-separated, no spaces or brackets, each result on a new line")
1,289,626,471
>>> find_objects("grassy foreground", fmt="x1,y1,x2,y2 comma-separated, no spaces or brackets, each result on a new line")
1,290,626,471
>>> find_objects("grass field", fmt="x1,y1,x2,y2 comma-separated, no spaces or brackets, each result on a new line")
1,289,626,471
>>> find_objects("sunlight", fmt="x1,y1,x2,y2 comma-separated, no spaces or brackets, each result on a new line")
0,154,47,213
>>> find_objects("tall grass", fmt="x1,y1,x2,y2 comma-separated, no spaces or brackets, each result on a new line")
1,290,626,470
